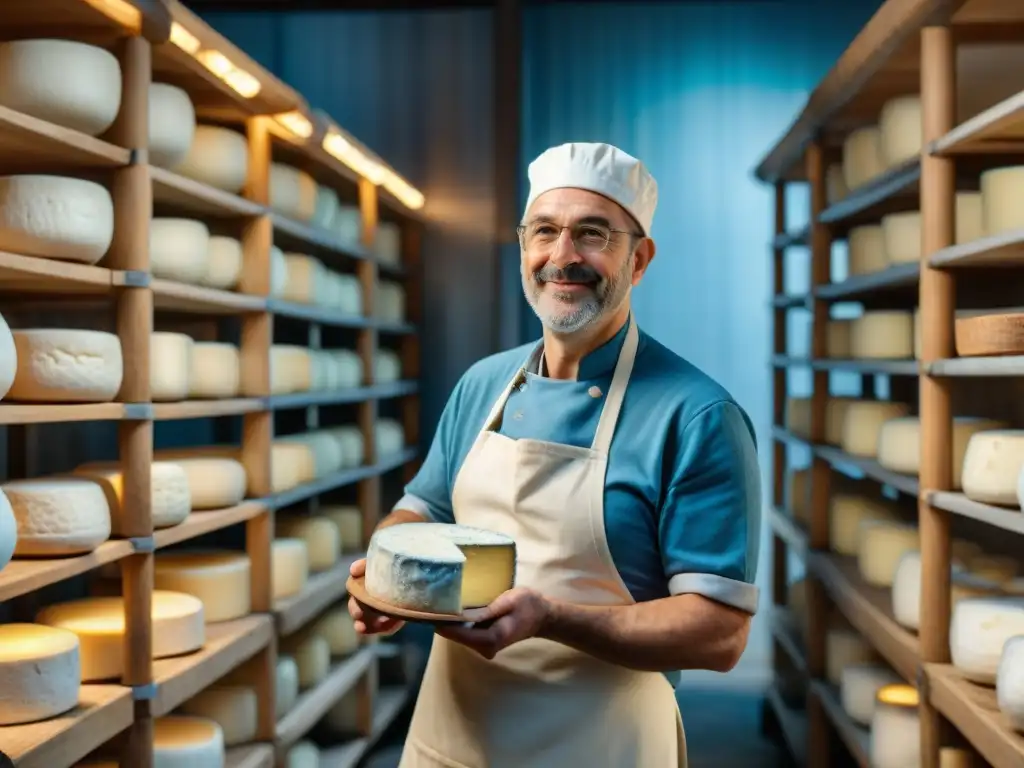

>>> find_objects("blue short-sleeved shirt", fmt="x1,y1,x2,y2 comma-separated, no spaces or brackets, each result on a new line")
396,319,762,626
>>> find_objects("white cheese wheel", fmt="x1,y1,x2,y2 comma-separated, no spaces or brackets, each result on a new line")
287,741,320,768
0,40,120,136
376,418,405,457
337,273,363,316
879,95,922,167
159,457,246,510
377,281,406,323
288,431,343,479
850,312,914,359
152,715,225,768
271,441,317,492
148,83,196,169
997,635,1024,732
270,245,288,297
313,185,340,229
334,350,363,388
322,504,363,552
275,655,300,718
189,343,240,399
829,494,896,556
9,329,122,403
375,348,402,384
843,126,885,190
154,551,251,622
73,460,191,533
870,685,920,768
270,345,312,395
858,520,920,587
367,522,517,614
0,175,114,264
841,663,900,726
269,164,317,222
281,633,330,690
826,627,878,687
375,222,402,267
334,206,363,247
956,191,985,244
202,236,242,290
847,225,886,276
282,253,325,305
981,166,1024,236
329,426,365,468
0,490,15,571
891,551,1000,631
839,400,911,458
951,597,1024,684
172,125,248,194
877,416,1006,488
968,553,1018,584
151,331,193,402
150,218,210,284
882,193,986,265
961,429,1024,506
826,163,848,205
314,608,360,657
5,477,110,555
36,591,205,681
180,685,256,746
824,321,853,359
276,516,340,572
0,623,80,725
272,538,309,600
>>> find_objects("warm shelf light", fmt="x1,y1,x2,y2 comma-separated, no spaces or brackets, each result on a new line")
170,22,201,55
84,0,142,31
274,111,314,140
323,129,385,184
876,683,919,709
195,49,262,99
381,168,425,210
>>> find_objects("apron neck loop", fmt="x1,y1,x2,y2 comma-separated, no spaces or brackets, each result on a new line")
591,314,638,453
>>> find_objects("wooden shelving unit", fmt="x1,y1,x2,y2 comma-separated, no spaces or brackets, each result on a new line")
758,0,1024,766
0,1,424,766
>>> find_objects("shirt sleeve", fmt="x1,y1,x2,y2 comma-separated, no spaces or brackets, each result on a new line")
659,400,762,614
392,376,467,524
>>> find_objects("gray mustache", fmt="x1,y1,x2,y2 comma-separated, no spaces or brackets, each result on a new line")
534,263,600,284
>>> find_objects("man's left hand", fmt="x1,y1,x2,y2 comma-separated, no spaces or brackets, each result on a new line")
435,587,551,659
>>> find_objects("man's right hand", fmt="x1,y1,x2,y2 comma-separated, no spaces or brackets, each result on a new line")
348,558,406,636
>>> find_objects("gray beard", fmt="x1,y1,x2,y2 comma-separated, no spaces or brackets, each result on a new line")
523,252,634,334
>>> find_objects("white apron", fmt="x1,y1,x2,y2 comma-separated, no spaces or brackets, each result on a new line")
400,316,687,768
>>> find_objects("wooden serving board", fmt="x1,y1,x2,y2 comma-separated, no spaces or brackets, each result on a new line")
347,575,488,625
955,312,1024,357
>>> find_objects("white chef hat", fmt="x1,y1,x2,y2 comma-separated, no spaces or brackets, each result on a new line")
524,142,658,236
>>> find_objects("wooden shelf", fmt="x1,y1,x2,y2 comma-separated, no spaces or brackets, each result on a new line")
0,250,121,294
809,552,919,681
272,214,369,262
930,227,1024,269
0,685,133,768
226,743,275,768
770,356,920,375
814,444,920,497
152,503,267,549
151,279,266,315
0,540,136,601
274,553,362,635
319,685,414,768
811,680,870,768
151,165,265,219
814,262,920,300
152,399,265,420
926,663,1024,768
817,160,919,228
0,403,147,425
770,507,808,558
928,491,1024,535
0,103,130,171
931,88,1024,156
267,381,418,410
927,356,1024,377
150,614,274,716
275,647,378,746
266,448,418,510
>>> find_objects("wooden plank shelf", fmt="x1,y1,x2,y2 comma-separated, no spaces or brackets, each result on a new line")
272,214,369,262
266,447,418,510
770,425,807,449
927,356,1024,377
814,445,920,496
930,227,1024,269
771,609,808,676
152,503,267,549
811,680,870,768
930,88,1024,156
770,355,919,375
0,540,137,602
817,160,919,228
274,553,362,635
152,399,265,420
151,279,267,315
318,685,414,768
771,294,810,310
770,507,808,557
151,165,266,219
928,491,1024,535
226,743,275,768
0,251,121,294
0,403,146,425
814,262,920,300
0,103,130,170
809,552,919,682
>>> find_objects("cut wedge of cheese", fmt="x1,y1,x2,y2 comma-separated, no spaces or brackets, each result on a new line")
0,623,80,725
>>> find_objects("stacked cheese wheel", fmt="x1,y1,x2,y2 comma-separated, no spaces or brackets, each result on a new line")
279,252,363,316
375,221,402,268
960,428,1024,509
150,219,246,291
376,280,407,324
270,345,365,394
225,653,300,720
2,328,123,404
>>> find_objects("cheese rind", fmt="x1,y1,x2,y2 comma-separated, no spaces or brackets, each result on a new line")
840,663,900,726
0,311,16,400
879,95,922,166
892,551,1000,631
850,312,914,358
314,608,360,657
73,460,191,533
287,741,320,768
148,83,196,169
858,520,920,588
0,623,80,725
172,124,248,193
870,685,921,768
270,164,317,222
981,165,1024,236
276,655,300,718
322,504,363,552
189,343,240,399
366,522,517,614
272,538,309,599
159,457,246,510
961,429,1024,505
997,635,1024,732
203,236,242,290
151,332,193,401
376,418,405,457
877,416,1007,488
829,494,895,556
152,715,226,768
180,685,257,746
154,551,251,622
5,477,110,555
281,633,330,689
276,516,340,572
843,126,885,190
847,225,886,276
9,329,122,402
839,400,912,458
36,591,205,681
950,597,1024,684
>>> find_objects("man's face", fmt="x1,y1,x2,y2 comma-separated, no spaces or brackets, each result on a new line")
520,188,651,334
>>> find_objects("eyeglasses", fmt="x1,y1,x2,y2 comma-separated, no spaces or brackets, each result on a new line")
516,222,642,256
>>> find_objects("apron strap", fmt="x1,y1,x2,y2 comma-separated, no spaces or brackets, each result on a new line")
591,314,639,454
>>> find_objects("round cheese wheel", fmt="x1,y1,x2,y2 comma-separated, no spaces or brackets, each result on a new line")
997,635,1024,732
276,655,300,718
153,715,225,768
329,426,365,468
5,477,110,555
313,185,340,229
824,398,857,445
271,441,317,492
150,218,210,284
287,741,320,768
0,175,114,264
375,348,402,383
377,281,406,323
858,520,920,587
277,516,340,572
879,95,922,167
876,416,1006,487
826,163,848,204
148,83,196,169
847,225,886,276
827,628,878,686
202,236,242,290
162,457,246,510
843,126,885,190
315,608,360,657
0,623,80,725
270,345,312,395
850,312,914,358
270,163,317,222
830,494,896,556
375,222,402,266
189,343,240,399
73,460,191,533
951,597,1024,684
841,663,900,726
785,397,810,439
333,205,362,246
272,538,309,599
9,329,122,403
334,350,363,388
870,684,920,768
179,685,257,746
337,273,363,315
172,125,248,194
891,551,1000,631
154,551,251,622
883,193,987,264
322,504,363,552
282,253,325,305
151,331,193,402
961,429,1024,506
981,166,1024,236
824,321,853,359
376,418,405,457
36,591,205,681
956,191,984,244
287,432,343,477
270,245,288,297
282,633,330,689
968,553,1018,583
839,400,911,458
0,40,120,136
941,749,976,768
